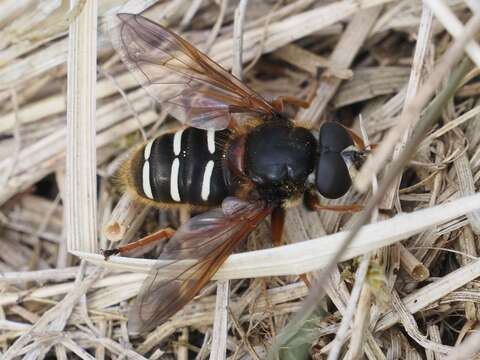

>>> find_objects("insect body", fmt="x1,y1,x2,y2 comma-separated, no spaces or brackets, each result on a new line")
125,122,321,208
125,127,231,207
108,13,367,334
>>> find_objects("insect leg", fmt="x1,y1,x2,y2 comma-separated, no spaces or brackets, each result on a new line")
271,96,311,112
271,207,285,247
311,202,363,213
271,207,311,288
102,227,175,259
305,190,363,213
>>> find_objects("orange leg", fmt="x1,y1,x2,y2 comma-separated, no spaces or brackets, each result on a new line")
305,190,363,213
271,207,285,247
271,207,311,287
102,227,175,259
272,96,311,112
302,191,362,285
271,77,319,112
311,202,363,213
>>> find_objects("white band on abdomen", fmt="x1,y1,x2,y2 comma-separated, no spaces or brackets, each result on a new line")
142,161,154,199
207,129,215,154
170,158,181,202
201,160,214,201
144,139,154,160
173,129,184,156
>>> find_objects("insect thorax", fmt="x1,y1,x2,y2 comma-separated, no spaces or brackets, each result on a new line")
244,122,317,202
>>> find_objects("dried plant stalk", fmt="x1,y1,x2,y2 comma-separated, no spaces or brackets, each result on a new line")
103,193,150,242
424,0,480,68
75,193,480,279
454,150,480,234
382,5,433,209
399,243,430,281
2,1,480,358
375,258,480,332
65,0,98,253
296,5,383,126
348,285,372,360
355,13,480,193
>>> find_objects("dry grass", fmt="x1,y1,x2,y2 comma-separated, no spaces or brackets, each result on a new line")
1,0,480,359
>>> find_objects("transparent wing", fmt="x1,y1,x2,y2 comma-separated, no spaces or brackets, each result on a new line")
109,13,277,130
128,197,272,334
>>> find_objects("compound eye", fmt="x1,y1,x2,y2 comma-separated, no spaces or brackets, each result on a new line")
315,153,351,199
319,122,353,152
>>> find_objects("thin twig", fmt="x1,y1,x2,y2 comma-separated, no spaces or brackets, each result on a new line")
446,326,480,360
327,252,371,360
210,3,248,358
355,13,480,193
2,88,21,185
296,5,383,126
382,4,434,209
269,53,476,360
204,0,228,54
424,0,480,68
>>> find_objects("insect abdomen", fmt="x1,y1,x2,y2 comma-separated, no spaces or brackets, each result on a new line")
127,128,231,207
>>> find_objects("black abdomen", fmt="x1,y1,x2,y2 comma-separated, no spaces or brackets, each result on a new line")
130,128,231,206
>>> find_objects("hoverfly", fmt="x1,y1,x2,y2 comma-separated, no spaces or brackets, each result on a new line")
105,13,368,334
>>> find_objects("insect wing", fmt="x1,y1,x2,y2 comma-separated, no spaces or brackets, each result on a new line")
109,13,276,130
128,197,272,334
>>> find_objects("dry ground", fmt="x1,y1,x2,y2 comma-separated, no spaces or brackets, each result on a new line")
1,0,480,359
